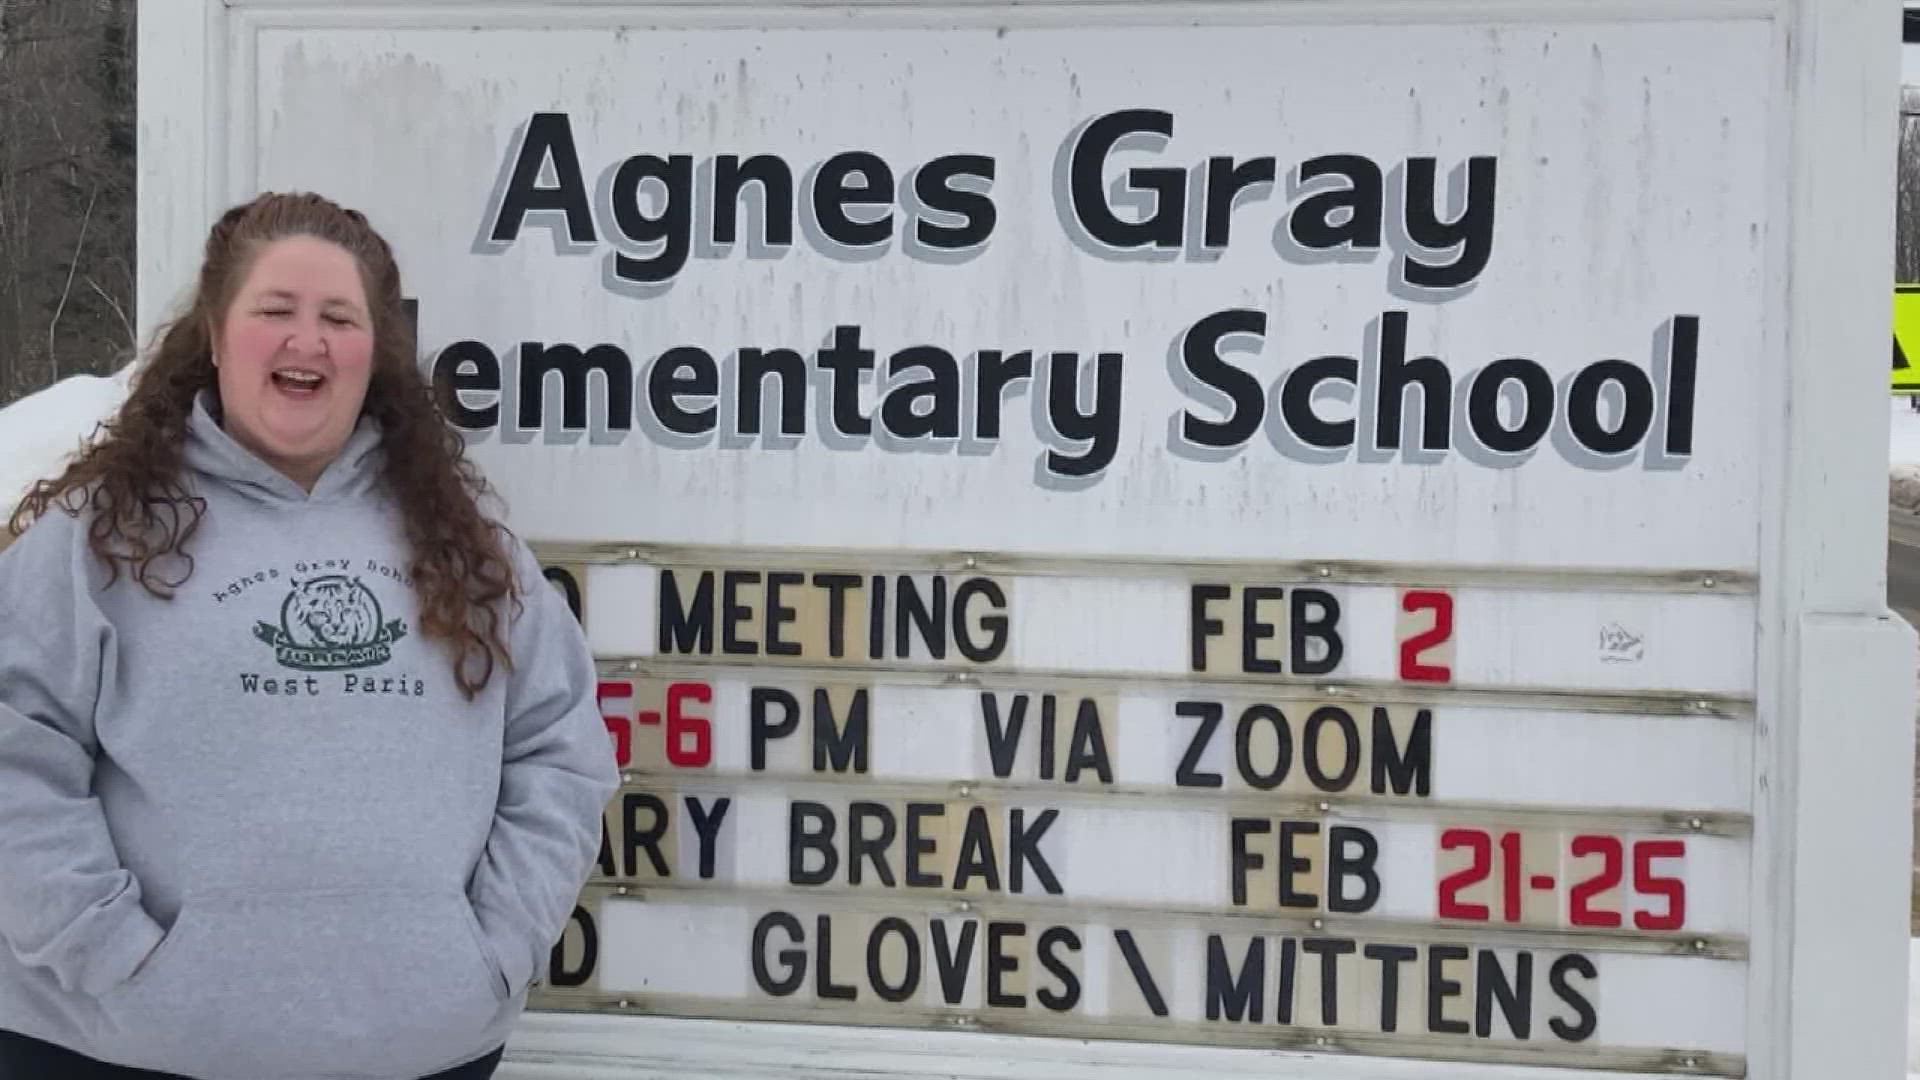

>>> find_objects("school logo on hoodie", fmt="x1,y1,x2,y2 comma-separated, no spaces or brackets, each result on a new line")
254,574,409,672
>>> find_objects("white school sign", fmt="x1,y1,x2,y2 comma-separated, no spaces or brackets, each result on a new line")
140,2,1913,1078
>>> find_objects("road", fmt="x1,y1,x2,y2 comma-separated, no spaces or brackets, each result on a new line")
1894,509,1920,630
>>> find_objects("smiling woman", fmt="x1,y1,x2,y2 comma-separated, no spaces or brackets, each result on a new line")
0,192,620,1080
213,235,377,491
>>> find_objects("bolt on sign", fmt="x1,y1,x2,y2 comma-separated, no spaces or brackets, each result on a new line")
142,2,1914,1079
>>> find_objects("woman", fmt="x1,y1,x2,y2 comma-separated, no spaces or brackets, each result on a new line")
0,193,621,1079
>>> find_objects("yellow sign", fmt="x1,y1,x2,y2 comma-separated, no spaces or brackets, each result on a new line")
1895,285,1920,393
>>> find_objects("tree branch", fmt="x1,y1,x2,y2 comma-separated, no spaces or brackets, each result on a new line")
83,274,132,348
6,153,82,178
47,184,97,378
3,31,98,47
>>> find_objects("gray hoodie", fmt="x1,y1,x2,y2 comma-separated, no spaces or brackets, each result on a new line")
0,392,620,1079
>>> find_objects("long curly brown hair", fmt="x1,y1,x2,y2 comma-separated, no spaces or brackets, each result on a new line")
8,192,520,699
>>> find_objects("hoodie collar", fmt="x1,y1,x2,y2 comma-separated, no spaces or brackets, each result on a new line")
184,389,384,504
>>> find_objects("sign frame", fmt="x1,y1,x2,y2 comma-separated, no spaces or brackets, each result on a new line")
134,1,1916,1078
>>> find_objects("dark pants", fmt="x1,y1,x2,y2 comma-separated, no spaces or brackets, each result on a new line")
0,1030,503,1079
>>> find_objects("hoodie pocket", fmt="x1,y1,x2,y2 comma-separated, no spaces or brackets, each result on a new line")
95,885,506,1078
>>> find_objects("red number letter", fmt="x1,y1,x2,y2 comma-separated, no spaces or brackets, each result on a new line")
1438,828,1491,920
1633,840,1687,931
665,681,713,768
1569,835,1624,928
1499,831,1523,923
1400,590,1453,682
597,680,633,768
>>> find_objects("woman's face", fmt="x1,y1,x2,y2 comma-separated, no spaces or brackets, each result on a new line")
213,235,376,491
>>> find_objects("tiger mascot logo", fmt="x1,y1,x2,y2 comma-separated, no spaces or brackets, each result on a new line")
255,574,408,671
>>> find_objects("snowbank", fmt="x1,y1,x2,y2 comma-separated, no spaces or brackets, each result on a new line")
1895,397,1920,465
1890,398,1920,512
1911,937,1920,1074
0,365,135,516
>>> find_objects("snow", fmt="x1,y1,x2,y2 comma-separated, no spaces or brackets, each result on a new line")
1895,398,1920,469
1895,399,1920,468
1888,399,1920,512
1911,938,1920,1075
0,365,135,514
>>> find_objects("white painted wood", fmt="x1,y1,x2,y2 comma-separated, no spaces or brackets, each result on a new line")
495,1012,1691,1079
578,890,1748,1032
626,795,1747,928
239,15,1771,571
582,565,1759,694
630,673,1755,809
223,0,1777,21
140,0,1920,1077
1743,0,1918,1076
136,0,227,339
1769,618,1917,1078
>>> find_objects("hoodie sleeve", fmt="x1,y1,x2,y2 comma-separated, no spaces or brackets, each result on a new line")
0,508,165,995
467,536,620,998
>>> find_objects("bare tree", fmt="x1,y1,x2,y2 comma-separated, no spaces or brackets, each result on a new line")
0,0,136,409
1900,88,1920,283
